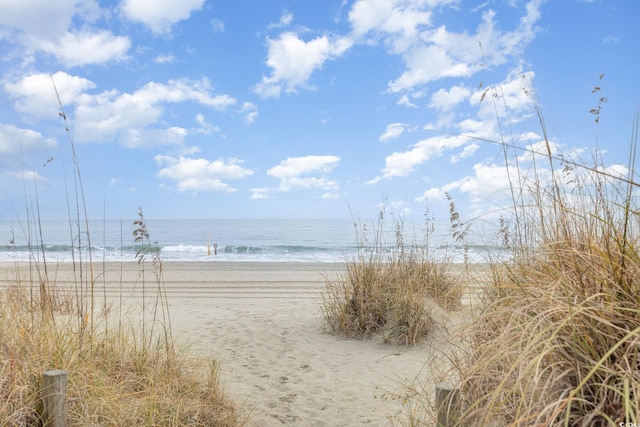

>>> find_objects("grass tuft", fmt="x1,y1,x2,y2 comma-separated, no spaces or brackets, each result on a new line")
322,213,461,345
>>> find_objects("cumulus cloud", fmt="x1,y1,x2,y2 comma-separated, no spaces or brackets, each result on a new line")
0,123,56,160
415,160,527,217
348,0,437,53
120,0,206,34
379,123,408,142
250,187,272,200
4,71,96,118
254,32,353,98
414,140,629,219
0,0,101,39
0,123,57,187
194,113,220,135
155,53,176,64
155,155,253,193
268,12,294,29
430,85,471,111
37,30,130,67
368,135,470,183
369,69,541,184
267,155,341,191
238,102,259,124
373,1,544,94
0,0,130,67
5,72,243,148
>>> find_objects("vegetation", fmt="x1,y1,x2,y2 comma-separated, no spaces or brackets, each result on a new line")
347,76,640,426
458,120,640,425
0,79,243,426
321,210,462,345
0,211,243,426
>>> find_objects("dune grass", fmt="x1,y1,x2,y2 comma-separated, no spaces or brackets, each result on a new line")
0,77,244,426
454,86,640,425
0,211,244,426
321,212,462,345
386,79,640,426
458,157,640,426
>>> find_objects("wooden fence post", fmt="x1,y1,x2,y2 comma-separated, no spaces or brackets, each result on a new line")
42,369,68,427
436,382,460,427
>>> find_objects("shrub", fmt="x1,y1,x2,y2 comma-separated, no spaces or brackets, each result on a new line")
322,214,460,345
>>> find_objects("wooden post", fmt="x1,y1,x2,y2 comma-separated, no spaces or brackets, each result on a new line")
42,369,68,427
436,382,460,427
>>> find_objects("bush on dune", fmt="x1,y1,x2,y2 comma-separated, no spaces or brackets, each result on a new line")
321,213,462,346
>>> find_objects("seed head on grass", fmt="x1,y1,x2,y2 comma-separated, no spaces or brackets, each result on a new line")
455,87,640,426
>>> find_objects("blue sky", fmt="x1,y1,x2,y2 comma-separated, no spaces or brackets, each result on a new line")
0,0,638,222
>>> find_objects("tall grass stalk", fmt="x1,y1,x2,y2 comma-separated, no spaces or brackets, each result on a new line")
456,83,640,426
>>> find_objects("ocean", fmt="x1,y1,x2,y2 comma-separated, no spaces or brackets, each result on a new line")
0,218,507,264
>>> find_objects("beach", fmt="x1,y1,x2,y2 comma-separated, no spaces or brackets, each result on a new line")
0,261,468,426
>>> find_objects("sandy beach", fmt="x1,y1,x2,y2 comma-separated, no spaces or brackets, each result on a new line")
0,261,468,426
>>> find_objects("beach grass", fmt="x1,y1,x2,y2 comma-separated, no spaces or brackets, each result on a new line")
389,78,640,426
458,158,640,426
452,83,640,425
0,212,244,426
0,287,241,426
321,213,461,345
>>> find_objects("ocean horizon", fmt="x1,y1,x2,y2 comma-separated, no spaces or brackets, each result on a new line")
0,218,507,264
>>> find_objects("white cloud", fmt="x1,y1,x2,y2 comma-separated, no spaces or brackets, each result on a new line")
37,30,130,67
210,18,225,33
415,161,520,215
349,0,439,53
430,85,471,111
254,32,353,98
155,155,253,193
0,123,56,159
6,73,241,147
368,135,470,183
0,123,57,187
379,123,407,142
267,155,341,191
250,187,272,200
194,113,220,135
120,0,206,34
471,70,536,122
268,12,294,29
4,71,96,118
0,0,101,39
121,126,187,149
384,2,543,94
155,53,176,64
397,94,418,108
238,102,258,124
388,39,475,93
0,0,130,67
322,192,342,199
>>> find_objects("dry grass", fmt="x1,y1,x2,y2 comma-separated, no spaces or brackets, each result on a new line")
321,215,461,345
0,294,242,426
0,213,244,426
455,84,640,425
392,78,640,426
460,188,640,426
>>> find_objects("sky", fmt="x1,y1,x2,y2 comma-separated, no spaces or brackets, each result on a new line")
0,0,638,223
